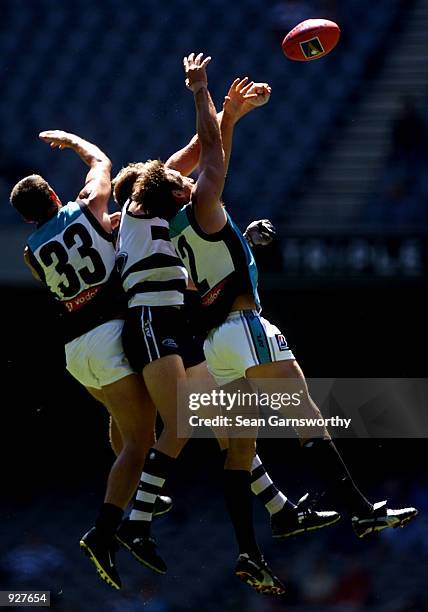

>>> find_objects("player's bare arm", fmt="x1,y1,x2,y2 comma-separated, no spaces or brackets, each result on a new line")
23,246,41,281
39,130,112,222
166,79,270,179
166,52,216,176
165,132,200,177
164,79,251,175
183,53,226,233
221,79,271,175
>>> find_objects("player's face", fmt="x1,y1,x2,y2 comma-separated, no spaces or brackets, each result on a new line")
167,169,194,201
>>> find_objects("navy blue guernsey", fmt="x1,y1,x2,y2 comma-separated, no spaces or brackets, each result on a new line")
26,201,125,343
169,204,260,332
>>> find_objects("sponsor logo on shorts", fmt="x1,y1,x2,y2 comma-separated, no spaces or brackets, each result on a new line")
300,37,324,58
162,338,178,349
276,334,289,351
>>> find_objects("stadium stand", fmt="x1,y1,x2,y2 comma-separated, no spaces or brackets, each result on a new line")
2,2,428,610
0,0,419,230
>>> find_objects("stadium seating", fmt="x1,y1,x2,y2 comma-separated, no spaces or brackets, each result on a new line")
0,0,414,230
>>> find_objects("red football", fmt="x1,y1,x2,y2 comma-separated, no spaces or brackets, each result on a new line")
282,19,341,61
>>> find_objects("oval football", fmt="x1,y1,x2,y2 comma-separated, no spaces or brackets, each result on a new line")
282,19,341,61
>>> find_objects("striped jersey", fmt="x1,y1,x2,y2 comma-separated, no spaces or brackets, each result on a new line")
26,200,124,342
169,203,259,331
116,200,188,307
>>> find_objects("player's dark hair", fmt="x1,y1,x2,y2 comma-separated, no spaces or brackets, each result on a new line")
10,174,56,223
132,159,183,219
112,162,146,208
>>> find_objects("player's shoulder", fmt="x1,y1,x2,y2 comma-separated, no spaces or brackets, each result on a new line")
169,203,192,238
47,200,84,232
28,201,82,250
60,200,83,217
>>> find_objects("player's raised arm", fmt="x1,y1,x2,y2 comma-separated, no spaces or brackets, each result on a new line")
165,132,201,177
183,53,226,232
221,79,271,176
164,80,255,176
23,246,42,282
166,79,271,181
165,53,217,176
39,130,112,214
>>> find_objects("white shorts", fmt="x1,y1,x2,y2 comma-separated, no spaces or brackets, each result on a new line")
65,319,134,390
203,310,295,386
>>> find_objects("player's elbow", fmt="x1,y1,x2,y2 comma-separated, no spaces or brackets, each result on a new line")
92,155,112,172
101,156,112,171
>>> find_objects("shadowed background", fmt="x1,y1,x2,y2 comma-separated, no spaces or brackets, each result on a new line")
0,1,427,610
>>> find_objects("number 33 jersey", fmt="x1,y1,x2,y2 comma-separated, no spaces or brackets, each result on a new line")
169,204,260,332
26,200,123,341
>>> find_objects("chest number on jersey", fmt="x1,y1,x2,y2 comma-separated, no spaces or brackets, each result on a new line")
39,224,107,298
177,235,209,294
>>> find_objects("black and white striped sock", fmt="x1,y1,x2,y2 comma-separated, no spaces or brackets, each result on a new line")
129,448,174,534
251,454,296,515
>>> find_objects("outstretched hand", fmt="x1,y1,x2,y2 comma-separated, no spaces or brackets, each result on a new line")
39,130,76,150
183,52,211,93
223,78,272,123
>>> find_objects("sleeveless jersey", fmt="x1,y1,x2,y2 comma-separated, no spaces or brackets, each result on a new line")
116,200,188,307
26,200,124,342
169,204,260,331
